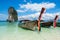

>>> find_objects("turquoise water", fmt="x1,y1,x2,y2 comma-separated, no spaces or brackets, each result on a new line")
0,22,60,40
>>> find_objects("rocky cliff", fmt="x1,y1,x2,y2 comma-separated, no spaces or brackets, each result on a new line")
7,7,18,22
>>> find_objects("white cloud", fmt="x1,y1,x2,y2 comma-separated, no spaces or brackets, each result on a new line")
18,12,60,21
17,9,27,12
17,2,56,12
17,10,25,12
17,2,60,21
0,14,7,20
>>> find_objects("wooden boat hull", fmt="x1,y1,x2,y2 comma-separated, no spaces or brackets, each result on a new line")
18,20,37,31
40,22,53,28
56,22,60,27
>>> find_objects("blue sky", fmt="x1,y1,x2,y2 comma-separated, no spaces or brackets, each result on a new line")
0,0,60,21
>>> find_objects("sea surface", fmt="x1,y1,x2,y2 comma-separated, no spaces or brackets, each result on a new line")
0,22,60,40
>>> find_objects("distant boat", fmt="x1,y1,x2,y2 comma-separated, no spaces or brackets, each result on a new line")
41,15,59,28
40,21,53,28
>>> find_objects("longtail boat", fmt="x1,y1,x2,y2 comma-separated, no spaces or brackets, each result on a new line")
18,8,45,31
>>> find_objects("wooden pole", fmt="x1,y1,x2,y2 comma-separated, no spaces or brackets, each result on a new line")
53,15,58,28
38,8,45,31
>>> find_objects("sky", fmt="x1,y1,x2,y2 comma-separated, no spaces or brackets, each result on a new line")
0,0,60,21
